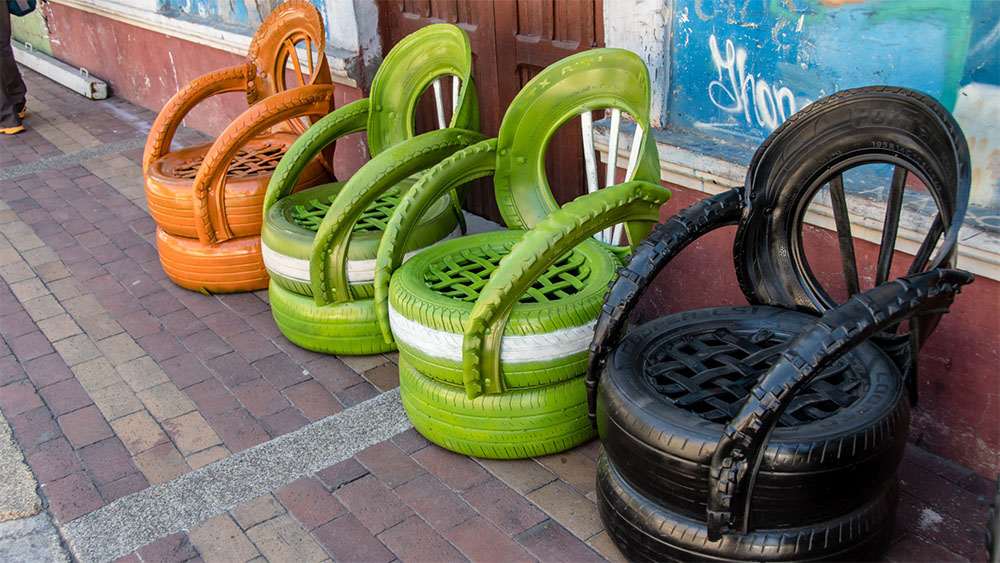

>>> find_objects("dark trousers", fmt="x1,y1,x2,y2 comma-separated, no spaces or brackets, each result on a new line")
0,5,26,128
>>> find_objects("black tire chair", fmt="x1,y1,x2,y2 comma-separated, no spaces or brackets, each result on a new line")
586,86,974,562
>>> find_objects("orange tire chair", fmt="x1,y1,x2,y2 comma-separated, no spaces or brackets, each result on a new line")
143,0,334,293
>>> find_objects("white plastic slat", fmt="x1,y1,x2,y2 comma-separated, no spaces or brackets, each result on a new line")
452,76,460,112
601,109,622,243
432,78,447,129
612,123,645,244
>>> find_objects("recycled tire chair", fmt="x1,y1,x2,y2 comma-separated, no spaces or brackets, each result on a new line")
586,87,974,561
371,48,671,459
262,23,478,355
143,0,334,293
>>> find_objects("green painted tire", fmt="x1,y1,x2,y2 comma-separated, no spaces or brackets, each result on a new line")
399,358,594,459
268,279,394,355
388,230,620,388
262,178,457,297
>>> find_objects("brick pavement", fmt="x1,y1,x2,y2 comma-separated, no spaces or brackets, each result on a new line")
0,66,994,562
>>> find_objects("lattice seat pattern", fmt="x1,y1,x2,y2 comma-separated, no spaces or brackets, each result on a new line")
642,326,868,427
290,190,402,233
173,143,287,180
423,242,592,304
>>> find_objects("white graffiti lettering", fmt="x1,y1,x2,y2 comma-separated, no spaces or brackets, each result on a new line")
708,34,797,131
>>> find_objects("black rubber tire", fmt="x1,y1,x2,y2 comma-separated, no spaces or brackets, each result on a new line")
988,478,1000,563
597,455,896,562
597,306,909,529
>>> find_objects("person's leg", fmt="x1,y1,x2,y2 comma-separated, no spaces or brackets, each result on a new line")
0,6,27,131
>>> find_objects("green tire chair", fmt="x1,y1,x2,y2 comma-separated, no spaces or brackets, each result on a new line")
262,24,480,355
371,49,671,458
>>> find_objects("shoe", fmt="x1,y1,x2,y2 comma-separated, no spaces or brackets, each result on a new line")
1,125,25,135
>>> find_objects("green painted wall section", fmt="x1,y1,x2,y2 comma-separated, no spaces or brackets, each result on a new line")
10,8,52,56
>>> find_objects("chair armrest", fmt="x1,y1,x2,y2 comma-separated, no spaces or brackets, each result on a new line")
373,139,499,342
310,128,488,305
262,98,371,216
463,181,671,398
586,188,743,422
191,84,334,244
142,64,250,173
706,268,974,541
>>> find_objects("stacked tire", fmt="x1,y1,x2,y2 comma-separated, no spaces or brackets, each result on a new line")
387,231,618,458
595,308,908,561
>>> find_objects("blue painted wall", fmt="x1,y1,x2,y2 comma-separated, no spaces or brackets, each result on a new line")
159,0,329,40
666,0,1000,211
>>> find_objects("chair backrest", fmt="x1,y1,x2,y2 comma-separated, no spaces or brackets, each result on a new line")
366,24,478,157
734,87,971,316
492,48,662,240
246,0,332,105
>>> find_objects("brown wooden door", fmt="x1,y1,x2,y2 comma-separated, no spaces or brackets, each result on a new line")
378,0,604,222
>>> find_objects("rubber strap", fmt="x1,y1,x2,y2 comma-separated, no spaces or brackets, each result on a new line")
463,181,670,398
706,268,973,541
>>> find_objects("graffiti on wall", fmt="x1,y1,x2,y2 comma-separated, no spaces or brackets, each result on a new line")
159,0,328,39
668,0,1000,211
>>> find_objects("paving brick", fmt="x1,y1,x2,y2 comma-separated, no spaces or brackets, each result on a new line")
335,381,379,407
58,405,114,448
446,515,535,563
536,448,598,496
515,520,604,563
316,458,369,491
392,428,430,454
97,470,149,503
395,473,477,532
527,480,602,540
413,444,491,492
356,441,425,489
62,294,103,319
377,515,466,563
118,309,163,338
72,356,123,393
134,442,190,485
9,406,60,450
303,357,362,393
0,261,33,283
208,408,270,452
232,493,285,530
260,407,310,437
189,514,260,563
245,310,280,338
77,313,125,341
0,354,26,387
160,308,205,338
186,378,240,416
53,333,101,366
185,445,230,469
0,311,35,339
254,353,310,390
48,278,82,301
162,411,222,455
201,310,251,338
283,380,341,422
137,532,199,563
312,514,394,563
225,330,279,363
37,313,81,342
587,530,627,563
97,333,145,366
111,410,169,455
40,377,92,416
246,514,328,563
10,330,55,362
116,355,169,392
276,477,346,530
0,380,44,416
217,293,269,317
462,476,548,536
79,437,136,485
23,352,73,388
159,353,214,389
339,354,388,375
206,351,258,388
10,277,49,301
137,381,196,421
137,331,186,362
172,290,225,319
885,533,967,562
335,475,412,535
232,378,289,417
364,363,400,392
91,382,143,421
27,437,81,483
140,290,184,317
35,260,71,282
44,471,104,523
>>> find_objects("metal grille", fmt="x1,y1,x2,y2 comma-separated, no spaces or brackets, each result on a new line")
173,144,287,180
423,243,591,304
289,191,401,233
641,326,867,427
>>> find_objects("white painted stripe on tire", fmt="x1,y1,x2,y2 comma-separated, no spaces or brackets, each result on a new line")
262,228,461,286
388,304,595,363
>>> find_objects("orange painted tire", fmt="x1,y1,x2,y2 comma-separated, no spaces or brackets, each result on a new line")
145,132,328,239
155,228,268,293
